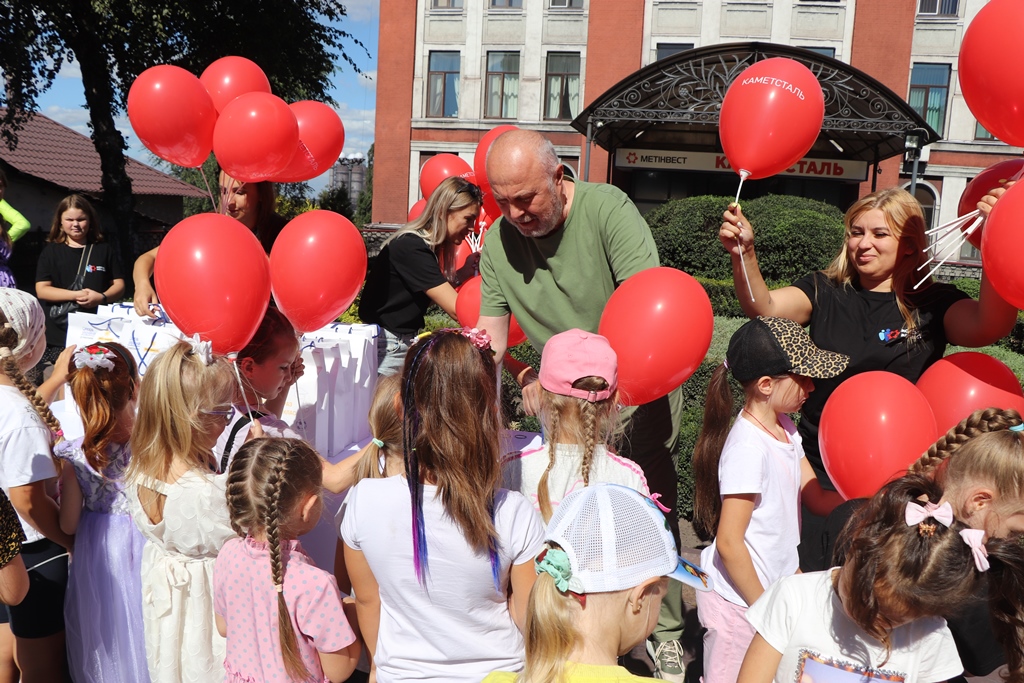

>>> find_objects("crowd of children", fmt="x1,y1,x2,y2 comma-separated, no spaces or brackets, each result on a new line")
0,281,1022,683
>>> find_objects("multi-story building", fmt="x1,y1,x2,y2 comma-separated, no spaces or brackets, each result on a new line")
372,0,1014,269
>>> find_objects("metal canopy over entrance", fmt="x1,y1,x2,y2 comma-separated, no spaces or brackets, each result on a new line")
572,42,938,178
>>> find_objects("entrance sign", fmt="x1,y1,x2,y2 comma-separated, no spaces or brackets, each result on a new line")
615,148,869,182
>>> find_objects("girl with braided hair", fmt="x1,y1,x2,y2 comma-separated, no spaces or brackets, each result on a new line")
56,341,149,682
340,328,545,683
126,340,237,683
500,329,646,523
215,438,359,683
0,288,72,682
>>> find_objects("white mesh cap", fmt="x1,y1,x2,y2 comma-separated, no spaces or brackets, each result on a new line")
545,484,713,593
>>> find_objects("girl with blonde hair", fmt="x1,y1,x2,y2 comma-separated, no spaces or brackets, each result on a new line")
127,340,237,683
720,187,1017,570
341,329,544,682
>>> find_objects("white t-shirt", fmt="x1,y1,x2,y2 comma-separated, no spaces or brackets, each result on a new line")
0,385,59,542
500,443,650,514
339,476,545,683
700,413,803,607
213,404,302,473
746,570,962,683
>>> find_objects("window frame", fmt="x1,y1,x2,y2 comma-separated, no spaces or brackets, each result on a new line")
655,43,695,61
908,63,951,135
490,0,523,8
917,0,959,16
426,51,461,119
543,52,582,121
484,51,521,120
430,0,463,8
549,0,583,7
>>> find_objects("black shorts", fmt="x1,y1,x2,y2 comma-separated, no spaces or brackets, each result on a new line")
6,539,68,638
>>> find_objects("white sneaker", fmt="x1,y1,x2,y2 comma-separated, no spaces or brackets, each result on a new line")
647,639,686,682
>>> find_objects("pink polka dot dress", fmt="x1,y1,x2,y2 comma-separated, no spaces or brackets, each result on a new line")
214,536,357,683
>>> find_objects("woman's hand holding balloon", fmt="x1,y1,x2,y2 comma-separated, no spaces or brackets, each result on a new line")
978,180,1015,217
719,203,754,257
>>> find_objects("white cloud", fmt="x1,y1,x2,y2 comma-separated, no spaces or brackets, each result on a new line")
335,101,375,159
358,70,377,89
43,105,91,134
57,58,82,80
343,0,379,23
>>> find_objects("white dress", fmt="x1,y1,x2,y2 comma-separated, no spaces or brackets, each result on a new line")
128,470,235,683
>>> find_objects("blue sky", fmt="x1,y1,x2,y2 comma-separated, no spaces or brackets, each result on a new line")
35,0,379,193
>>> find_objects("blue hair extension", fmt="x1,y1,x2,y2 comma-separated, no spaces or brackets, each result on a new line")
402,334,438,586
488,500,501,593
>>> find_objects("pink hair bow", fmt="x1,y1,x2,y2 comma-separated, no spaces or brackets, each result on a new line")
904,501,954,528
960,529,990,572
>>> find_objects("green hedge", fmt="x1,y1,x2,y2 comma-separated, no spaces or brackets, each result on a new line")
647,194,846,283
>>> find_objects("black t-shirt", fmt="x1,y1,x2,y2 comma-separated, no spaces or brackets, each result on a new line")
359,233,447,335
792,272,970,489
36,241,125,346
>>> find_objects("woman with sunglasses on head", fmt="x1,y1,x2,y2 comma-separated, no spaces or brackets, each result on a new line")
359,175,483,375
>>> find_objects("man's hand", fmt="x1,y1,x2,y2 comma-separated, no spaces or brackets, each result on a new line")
520,373,542,416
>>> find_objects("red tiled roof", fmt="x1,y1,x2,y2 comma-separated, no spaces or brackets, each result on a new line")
0,109,206,198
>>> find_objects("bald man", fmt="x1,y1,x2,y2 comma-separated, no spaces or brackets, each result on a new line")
476,130,687,679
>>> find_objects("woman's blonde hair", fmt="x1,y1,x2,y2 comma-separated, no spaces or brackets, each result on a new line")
821,188,928,335
536,378,620,522
352,374,402,483
383,175,482,282
226,438,323,681
127,341,234,481
519,545,582,683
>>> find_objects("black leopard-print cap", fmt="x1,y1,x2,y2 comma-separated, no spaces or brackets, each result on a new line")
726,316,849,383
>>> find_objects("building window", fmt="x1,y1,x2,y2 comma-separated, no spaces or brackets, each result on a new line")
975,122,996,141
485,52,520,119
803,46,836,58
656,43,695,61
550,0,583,7
431,0,463,7
490,0,522,7
544,53,581,121
918,0,958,16
908,64,950,134
427,52,460,118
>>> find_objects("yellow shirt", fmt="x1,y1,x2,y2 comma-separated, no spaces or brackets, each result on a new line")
483,662,656,682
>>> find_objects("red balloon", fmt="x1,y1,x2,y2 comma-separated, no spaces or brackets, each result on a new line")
960,0,1024,147
453,240,475,272
271,102,346,183
982,181,1024,308
957,159,1024,249
420,154,473,199
408,199,427,222
719,58,825,180
475,210,495,234
199,56,272,114
820,372,938,501
917,352,1024,435
474,125,518,197
270,211,367,333
482,193,502,223
213,92,299,182
598,267,713,406
154,214,270,354
455,276,527,348
127,65,217,168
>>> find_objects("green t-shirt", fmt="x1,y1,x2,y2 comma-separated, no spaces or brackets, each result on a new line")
478,179,659,353
483,662,656,682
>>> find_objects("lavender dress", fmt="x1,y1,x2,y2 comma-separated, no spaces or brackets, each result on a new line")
55,439,149,683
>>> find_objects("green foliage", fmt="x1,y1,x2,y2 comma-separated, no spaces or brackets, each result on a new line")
949,277,981,300
647,194,845,283
166,154,218,218
318,183,354,219
354,144,374,228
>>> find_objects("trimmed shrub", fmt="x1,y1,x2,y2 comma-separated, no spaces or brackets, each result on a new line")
647,194,846,284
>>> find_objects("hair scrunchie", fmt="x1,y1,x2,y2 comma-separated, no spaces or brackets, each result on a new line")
535,548,573,593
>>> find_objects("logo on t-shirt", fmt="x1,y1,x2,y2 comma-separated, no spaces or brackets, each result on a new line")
85,265,106,273
796,650,905,683
877,326,922,346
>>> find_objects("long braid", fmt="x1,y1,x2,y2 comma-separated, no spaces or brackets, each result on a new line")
578,400,598,488
264,455,307,681
537,409,561,523
1,357,63,442
911,408,1022,475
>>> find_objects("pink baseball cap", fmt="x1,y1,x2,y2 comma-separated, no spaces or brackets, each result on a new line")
539,329,617,402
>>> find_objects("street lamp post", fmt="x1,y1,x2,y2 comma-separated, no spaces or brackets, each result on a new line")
904,128,927,197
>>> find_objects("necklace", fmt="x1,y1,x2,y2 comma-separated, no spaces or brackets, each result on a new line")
742,408,788,444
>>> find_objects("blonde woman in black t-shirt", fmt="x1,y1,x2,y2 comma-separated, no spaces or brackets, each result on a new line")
359,176,482,375
719,187,1017,569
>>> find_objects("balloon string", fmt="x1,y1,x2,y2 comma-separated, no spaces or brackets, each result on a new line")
734,171,755,303
229,353,256,428
199,166,218,214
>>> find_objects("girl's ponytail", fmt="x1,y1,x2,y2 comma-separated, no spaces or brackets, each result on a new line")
911,408,1022,476
692,362,735,538
67,343,136,472
521,550,580,683
536,406,562,524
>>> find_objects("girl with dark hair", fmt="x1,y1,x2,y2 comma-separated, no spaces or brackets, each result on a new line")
57,342,148,682
35,194,125,381
739,475,1024,683
359,176,483,375
216,438,359,683
340,329,544,683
